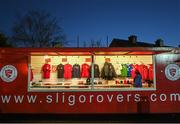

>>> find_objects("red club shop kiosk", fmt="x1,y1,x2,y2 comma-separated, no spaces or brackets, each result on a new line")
0,47,180,114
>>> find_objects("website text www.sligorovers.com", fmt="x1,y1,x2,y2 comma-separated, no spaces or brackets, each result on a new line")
0,93,180,106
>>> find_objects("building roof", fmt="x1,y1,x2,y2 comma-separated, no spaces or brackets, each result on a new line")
109,38,156,47
109,37,171,47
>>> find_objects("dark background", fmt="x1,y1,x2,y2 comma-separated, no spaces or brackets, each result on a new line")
0,0,179,47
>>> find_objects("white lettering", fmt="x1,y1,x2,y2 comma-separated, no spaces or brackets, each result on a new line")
56,92,59,103
1,93,180,106
14,95,24,103
68,95,75,106
97,95,104,103
62,93,65,103
134,94,140,102
150,93,157,102
107,94,114,102
89,95,94,103
117,94,123,102
27,95,37,103
46,95,52,103
127,94,131,102
79,95,86,103
160,94,167,102
170,93,180,101
1,95,11,103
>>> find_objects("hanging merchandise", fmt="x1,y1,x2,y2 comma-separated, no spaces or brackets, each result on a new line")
57,64,64,78
30,68,33,81
81,63,90,78
138,64,149,81
42,63,51,79
142,64,149,81
131,64,139,79
64,63,72,79
148,64,153,81
121,64,128,77
94,64,100,78
103,62,109,78
90,64,100,78
138,64,144,79
86,78,91,85
72,64,81,78
109,63,117,79
127,64,133,77
134,70,142,87
101,62,117,80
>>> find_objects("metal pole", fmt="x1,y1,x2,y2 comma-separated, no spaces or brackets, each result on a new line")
91,53,94,89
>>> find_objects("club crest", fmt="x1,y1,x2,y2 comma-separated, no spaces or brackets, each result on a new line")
0,65,18,83
165,64,180,81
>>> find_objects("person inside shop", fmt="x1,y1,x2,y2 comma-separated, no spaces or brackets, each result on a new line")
133,70,142,87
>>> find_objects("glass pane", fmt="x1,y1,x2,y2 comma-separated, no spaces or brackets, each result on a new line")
93,55,155,90
29,55,92,91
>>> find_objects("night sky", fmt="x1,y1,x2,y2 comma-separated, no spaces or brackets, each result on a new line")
0,0,179,47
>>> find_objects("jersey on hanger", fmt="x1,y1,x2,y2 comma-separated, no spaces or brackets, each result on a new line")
57,64,64,78
30,69,33,81
127,64,133,77
42,63,51,79
131,64,139,79
90,64,100,78
64,64,72,79
148,64,153,81
121,64,128,77
72,64,81,78
142,65,149,81
81,63,90,78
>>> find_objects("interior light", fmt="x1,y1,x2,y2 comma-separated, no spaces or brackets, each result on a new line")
44,55,49,59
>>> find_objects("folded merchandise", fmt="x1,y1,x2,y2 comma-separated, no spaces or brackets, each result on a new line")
98,81,102,84
85,78,91,85
64,83,71,85
57,83,62,85
78,82,84,85
94,82,97,85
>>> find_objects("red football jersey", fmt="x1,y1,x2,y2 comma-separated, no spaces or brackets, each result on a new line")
30,69,33,81
138,64,144,77
64,64,72,79
131,64,139,79
148,64,153,81
142,65,149,81
81,63,90,78
42,64,51,79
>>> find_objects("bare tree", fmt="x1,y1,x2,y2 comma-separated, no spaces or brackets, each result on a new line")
96,40,101,47
89,39,102,47
90,40,95,47
83,41,87,47
12,10,66,47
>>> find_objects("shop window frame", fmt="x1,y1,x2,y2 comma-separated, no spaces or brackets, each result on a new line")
27,52,156,92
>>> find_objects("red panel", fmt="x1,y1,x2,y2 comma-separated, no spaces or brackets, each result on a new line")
0,48,179,114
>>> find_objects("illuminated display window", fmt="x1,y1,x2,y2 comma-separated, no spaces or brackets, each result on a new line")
28,52,156,92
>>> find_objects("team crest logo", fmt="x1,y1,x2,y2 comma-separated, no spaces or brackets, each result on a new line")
0,65,18,83
5,69,13,78
169,68,176,77
165,64,180,81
